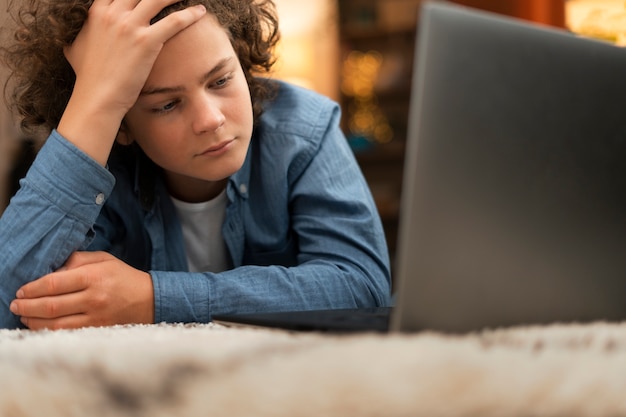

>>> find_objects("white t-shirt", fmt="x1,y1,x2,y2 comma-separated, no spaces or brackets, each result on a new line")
170,190,231,273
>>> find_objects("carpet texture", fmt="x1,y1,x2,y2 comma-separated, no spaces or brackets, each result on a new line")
1,322,626,416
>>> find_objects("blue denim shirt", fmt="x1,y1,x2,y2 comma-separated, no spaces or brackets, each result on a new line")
0,81,391,329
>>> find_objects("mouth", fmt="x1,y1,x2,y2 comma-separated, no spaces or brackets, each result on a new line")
197,139,235,156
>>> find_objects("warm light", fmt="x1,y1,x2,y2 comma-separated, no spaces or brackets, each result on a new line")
272,0,339,100
566,0,626,45
341,51,393,145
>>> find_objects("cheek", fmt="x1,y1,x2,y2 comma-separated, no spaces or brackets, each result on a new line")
125,117,180,154
139,133,184,165
128,131,186,171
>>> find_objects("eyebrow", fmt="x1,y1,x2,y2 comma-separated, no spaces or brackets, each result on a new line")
139,57,235,96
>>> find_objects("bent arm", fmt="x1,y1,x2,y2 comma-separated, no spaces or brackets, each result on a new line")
0,131,115,328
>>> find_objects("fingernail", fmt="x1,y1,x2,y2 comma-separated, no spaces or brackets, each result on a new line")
16,290,24,299
195,5,206,13
10,301,18,314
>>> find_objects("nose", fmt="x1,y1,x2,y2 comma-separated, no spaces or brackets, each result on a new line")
191,94,225,134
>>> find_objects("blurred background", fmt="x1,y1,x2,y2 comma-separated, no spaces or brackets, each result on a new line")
1,0,625,262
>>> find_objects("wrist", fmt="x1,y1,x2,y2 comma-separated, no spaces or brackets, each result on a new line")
57,87,129,166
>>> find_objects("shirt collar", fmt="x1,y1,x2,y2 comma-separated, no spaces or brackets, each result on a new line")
228,129,256,201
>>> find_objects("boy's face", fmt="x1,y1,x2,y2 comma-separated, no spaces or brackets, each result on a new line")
122,13,254,202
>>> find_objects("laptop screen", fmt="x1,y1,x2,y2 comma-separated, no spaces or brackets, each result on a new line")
391,2,626,332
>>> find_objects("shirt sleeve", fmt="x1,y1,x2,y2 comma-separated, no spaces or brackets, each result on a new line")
0,131,115,328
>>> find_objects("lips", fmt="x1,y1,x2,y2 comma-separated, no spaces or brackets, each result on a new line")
198,139,235,156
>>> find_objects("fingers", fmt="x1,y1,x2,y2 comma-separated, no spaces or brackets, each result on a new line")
129,0,206,29
15,251,112,300
10,253,107,322
88,0,206,40
21,314,90,331
11,291,86,322
16,269,89,300
147,4,207,43
11,252,155,330
64,0,206,107
133,0,201,19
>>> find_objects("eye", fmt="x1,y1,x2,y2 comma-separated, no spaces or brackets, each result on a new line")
213,73,234,88
152,100,179,114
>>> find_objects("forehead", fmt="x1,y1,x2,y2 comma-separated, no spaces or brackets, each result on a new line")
160,13,230,55
146,13,236,81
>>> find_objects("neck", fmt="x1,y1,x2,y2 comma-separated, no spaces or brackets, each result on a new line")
165,173,228,203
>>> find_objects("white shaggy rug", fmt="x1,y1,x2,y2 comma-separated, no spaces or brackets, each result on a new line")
2,322,626,416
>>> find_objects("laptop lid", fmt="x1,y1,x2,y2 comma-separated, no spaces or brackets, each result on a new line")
391,1,626,333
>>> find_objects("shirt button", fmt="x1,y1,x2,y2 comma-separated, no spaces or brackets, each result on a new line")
239,184,248,195
95,193,105,205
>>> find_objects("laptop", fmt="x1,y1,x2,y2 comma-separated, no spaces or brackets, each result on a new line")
213,1,626,333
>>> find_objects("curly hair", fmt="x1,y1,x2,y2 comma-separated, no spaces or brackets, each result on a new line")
1,0,280,133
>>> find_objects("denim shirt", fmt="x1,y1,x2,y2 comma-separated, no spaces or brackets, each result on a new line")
0,81,391,329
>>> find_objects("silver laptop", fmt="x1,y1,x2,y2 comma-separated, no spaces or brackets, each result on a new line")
213,1,626,333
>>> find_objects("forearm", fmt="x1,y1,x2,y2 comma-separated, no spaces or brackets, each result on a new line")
57,86,126,166
0,131,115,328
151,260,391,324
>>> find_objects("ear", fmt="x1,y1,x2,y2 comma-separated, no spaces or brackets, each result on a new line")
116,120,134,146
